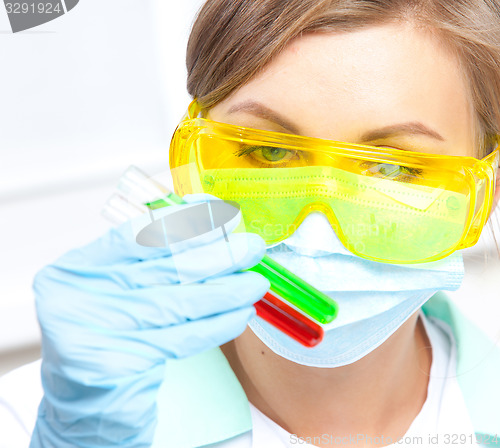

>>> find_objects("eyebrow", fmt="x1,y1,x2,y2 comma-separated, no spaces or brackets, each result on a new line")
359,123,445,142
227,101,300,134
227,100,445,142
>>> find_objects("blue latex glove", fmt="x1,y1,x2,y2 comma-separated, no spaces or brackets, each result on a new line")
29,196,269,448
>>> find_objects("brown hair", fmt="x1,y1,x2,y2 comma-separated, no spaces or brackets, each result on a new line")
186,0,500,157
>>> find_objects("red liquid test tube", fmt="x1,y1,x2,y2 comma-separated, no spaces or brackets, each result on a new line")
255,292,324,347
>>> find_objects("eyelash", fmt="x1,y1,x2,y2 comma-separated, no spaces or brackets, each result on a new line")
234,146,262,157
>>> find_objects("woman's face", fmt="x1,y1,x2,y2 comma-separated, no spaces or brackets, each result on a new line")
208,22,477,158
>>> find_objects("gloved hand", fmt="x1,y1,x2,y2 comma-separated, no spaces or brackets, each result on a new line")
29,195,269,448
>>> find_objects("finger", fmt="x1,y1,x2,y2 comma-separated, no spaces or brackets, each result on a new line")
165,272,269,321
112,306,258,361
47,305,257,380
105,232,266,287
140,271,269,326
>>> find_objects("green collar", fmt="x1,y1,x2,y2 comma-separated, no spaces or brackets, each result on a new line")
422,292,500,441
152,347,252,448
153,292,500,448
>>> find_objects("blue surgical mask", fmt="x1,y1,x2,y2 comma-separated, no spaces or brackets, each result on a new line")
248,213,464,368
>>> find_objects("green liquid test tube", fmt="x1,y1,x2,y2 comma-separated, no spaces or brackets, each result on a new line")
147,195,338,325
248,255,337,324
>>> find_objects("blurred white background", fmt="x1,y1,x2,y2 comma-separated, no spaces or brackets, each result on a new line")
0,0,205,374
0,0,499,377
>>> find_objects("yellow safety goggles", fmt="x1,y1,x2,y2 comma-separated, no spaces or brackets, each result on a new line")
169,100,499,264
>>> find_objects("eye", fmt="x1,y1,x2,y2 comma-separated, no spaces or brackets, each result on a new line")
360,161,424,183
261,147,289,162
370,163,401,177
234,145,300,167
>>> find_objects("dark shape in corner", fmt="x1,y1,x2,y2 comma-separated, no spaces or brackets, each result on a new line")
5,0,79,33
64,0,79,12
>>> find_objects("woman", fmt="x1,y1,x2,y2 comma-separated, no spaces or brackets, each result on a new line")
1,1,500,447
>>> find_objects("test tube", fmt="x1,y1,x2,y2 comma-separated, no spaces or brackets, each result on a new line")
257,293,323,347
102,166,333,347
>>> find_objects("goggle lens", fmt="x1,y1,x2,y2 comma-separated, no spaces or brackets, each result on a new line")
170,111,498,264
